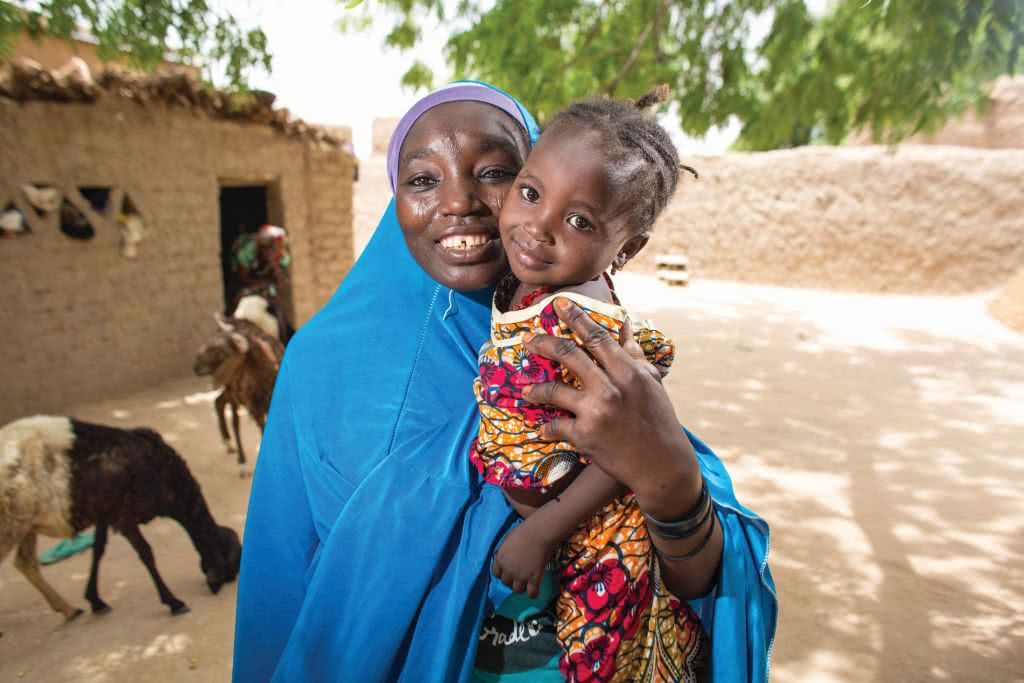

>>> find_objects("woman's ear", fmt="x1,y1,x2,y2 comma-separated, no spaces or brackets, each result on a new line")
613,233,650,273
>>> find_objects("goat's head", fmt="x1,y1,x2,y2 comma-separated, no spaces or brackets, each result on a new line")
193,315,250,376
200,525,242,594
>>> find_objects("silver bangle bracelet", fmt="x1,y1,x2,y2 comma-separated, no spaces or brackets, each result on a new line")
643,478,711,539
655,507,717,562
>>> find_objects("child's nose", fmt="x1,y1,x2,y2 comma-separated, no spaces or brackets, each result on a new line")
522,217,554,244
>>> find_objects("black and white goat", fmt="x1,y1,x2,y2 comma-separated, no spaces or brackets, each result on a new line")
0,416,241,620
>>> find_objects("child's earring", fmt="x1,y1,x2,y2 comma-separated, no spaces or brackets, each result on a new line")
611,253,630,275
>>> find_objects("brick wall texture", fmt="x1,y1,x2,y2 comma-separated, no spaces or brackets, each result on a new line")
638,145,1024,293
0,96,353,423
354,152,391,255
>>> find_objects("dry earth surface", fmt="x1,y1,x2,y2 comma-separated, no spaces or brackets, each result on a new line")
2,275,1022,682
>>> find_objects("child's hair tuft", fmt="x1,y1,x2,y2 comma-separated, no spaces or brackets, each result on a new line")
546,85,693,233
634,84,670,112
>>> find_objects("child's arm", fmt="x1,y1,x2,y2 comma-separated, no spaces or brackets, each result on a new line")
522,464,625,537
492,466,626,597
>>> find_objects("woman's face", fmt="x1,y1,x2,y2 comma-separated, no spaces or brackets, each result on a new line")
394,101,529,292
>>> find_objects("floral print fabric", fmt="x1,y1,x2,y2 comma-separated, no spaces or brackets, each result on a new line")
471,292,708,682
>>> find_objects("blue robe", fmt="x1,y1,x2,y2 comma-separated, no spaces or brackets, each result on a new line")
233,87,777,683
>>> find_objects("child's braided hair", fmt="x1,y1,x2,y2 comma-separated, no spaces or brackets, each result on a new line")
546,84,697,235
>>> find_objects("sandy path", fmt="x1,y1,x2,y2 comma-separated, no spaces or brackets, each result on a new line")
616,275,1024,683
2,276,1022,682
0,381,258,682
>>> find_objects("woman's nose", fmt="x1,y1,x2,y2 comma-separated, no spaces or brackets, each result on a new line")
440,176,481,216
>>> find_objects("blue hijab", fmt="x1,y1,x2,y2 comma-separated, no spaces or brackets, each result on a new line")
233,83,777,683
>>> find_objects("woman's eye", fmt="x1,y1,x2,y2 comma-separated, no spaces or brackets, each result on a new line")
519,185,539,202
567,214,592,231
480,167,514,180
408,175,435,188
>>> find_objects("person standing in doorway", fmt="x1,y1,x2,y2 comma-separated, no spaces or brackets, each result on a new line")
231,224,294,342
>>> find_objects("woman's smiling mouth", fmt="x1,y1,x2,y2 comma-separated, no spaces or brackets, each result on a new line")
435,230,502,264
440,234,492,250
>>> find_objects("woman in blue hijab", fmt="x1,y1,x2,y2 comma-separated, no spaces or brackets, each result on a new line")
233,82,777,683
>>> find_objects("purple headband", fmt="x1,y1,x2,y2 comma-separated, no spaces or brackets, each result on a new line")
387,83,528,193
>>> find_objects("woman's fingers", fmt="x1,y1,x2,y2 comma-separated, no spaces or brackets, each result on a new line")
552,298,631,375
619,315,646,362
620,316,665,383
526,578,540,600
523,327,606,390
522,381,583,414
512,578,526,594
540,416,577,445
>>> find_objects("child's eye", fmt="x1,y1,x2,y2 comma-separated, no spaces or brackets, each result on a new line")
519,185,539,202
567,214,592,231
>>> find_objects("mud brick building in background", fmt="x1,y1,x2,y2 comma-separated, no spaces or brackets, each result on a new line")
0,59,355,423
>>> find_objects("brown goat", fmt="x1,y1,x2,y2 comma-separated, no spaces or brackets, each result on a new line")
193,315,283,469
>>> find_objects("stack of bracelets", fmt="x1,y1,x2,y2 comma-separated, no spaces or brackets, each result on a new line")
642,478,717,562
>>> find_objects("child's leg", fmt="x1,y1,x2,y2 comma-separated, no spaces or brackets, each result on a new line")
555,497,709,683
554,497,651,682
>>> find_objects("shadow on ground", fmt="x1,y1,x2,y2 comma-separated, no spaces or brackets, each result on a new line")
2,275,1022,682
617,276,1024,683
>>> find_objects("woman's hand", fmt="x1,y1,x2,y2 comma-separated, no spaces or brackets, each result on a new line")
521,298,722,599
521,298,701,517
492,521,556,599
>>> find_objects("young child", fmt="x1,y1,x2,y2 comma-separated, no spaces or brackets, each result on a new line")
470,86,708,683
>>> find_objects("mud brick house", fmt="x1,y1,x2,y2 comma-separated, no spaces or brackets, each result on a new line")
0,59,355,422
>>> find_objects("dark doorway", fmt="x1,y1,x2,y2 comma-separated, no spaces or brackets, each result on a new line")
219,185,268,312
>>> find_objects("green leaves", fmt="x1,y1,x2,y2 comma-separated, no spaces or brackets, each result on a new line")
741,0,1021,148
385,18,419,49
0,0,272,91
338,0,1023,149
400,59,434,91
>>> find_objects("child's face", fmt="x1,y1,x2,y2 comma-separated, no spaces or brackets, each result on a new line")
499,127,642,288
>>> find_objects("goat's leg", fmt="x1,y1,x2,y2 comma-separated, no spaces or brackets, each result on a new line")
120,524,189,615
231,402,246,465
215,391,235,453
84,522,111,614
14,533,83,621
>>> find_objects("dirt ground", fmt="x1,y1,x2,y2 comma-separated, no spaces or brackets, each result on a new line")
2,275,1022,682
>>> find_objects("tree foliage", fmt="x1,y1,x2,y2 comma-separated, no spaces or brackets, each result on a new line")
341,0,1023,149
0,1,272,90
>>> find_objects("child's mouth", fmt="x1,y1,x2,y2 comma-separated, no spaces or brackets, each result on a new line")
509,238,551,271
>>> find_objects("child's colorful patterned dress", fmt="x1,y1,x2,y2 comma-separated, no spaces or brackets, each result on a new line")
471,282,709,683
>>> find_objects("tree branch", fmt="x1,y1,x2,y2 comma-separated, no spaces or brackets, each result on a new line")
1008,26,1021,75
561,9,605,72
605,18,656,96
653,0,669,63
